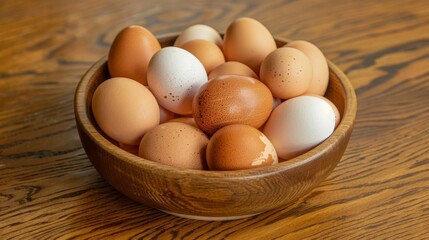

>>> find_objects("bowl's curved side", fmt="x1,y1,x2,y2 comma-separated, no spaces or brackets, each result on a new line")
74,34,357,218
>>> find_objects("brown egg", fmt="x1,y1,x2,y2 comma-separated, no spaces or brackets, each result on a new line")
108,25,160,85
285,40,329,96
206,124,278,170
192,75,273,135
169,117,197,128
92,77,160,145
139,122,209,170
208,61,258,80
260,47,312,99
180,39,225,74
223,17,277,75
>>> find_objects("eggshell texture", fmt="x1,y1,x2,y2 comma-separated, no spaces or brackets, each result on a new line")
208,61,258,80
169,117,197,128
174,24,223,49
147,47,208,114
263,95,336,160
180,39,225,74
260,47,312,99
92,77,160,145
139,122,209,170
193,75,273,135
308,95,341,127
206,124,278,170
108,25,160,85
285,40,329,96
223,17,276,75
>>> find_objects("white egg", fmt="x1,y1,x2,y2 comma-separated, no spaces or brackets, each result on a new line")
263,95,336,160
147,47,208,114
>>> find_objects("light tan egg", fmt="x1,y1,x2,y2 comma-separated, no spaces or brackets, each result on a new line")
260,47,312,99
92,77,160,145
208,61,258,80
206,124,278,170
285,40,329,95
180,39,225,74
174,24,223,49
139,122,209,170
169,117,197,128
223,17,277,75
108,25,160,85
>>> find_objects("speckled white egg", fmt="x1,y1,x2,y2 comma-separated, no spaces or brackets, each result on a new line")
263,95,336,160
147,47,208,114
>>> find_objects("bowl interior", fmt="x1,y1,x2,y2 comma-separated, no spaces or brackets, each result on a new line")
78,34,354,176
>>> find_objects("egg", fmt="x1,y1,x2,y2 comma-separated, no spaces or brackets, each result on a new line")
193,75,273,135
139,122,209,170
92,77,160,145
159,104,176,123
223,17,277,75
147,47,208,114
206,124,278,170
174,24,223,49
169,117,197,127
208,61,258,80
180,39,225,74
285,40,329,96
263,95,336,160
308,95,341,127
108,25,160,85
260,47,312,99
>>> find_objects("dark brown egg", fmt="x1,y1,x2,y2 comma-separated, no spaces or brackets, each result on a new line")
192,75,273,135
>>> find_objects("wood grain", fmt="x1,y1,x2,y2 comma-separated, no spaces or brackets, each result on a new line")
1,0,428,239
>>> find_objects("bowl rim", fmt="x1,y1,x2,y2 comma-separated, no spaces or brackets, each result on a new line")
75,33,357,180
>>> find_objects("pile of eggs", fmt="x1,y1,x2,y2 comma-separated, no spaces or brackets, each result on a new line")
92,17,340,171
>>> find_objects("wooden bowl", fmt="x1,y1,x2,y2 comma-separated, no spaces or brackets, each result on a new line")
74,34,357,221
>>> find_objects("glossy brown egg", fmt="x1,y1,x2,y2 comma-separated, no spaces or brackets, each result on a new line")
192,75,273,135
108,25,160,85
206,124,278,170
223,17,276,75
180,39,225,74
208,61,258,80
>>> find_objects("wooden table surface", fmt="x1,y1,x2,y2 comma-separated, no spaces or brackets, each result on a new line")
1,0,428,239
